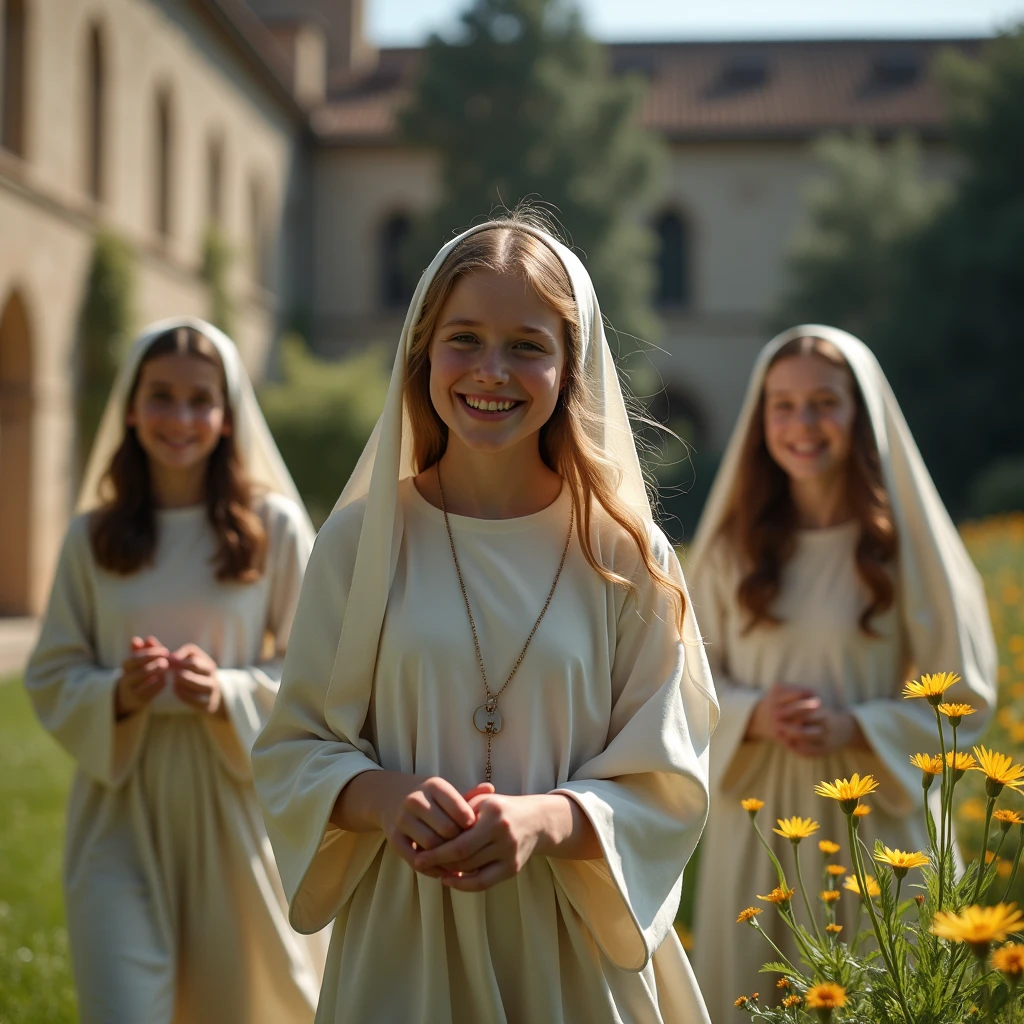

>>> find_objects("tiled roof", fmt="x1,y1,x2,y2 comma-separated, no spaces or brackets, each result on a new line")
313,37,983,145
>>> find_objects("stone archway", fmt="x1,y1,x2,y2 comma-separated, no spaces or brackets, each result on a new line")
0,290,34,615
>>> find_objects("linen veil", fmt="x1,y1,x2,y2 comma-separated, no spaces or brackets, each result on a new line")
76,315,313,545
687,324,996,801
321,220,718,740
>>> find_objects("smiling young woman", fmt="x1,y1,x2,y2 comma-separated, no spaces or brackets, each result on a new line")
253,216,719,1024
686,326,997,1020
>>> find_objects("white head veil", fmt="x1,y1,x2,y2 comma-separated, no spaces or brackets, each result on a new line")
77,315,314,545
688,325,996,788
322,221,718,734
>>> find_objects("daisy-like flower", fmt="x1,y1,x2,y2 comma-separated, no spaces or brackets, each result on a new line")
902,671,961,705
994,809,1024,833
734,995,750,1008
991,942,1024,979
814,773,879,814
826,864,847,877
736,907,762,923
972,746,1024,797
805,982,847,1010
875,846,930,879
776,978,791,990
818,840,841,856
844,874,881,898
757,886,795,906
910,752,944,791
852,803,871,818
931,903,1024,954
741,797,765,815
773,816,820,842
937,702,975,725
946,750,978,781
782,994,802,1008
820,889,841,903
825,923,843,934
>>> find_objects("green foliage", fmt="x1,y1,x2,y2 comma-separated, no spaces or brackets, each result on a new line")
259,336,391,525
200,223,235,338
0,680,76,1023
399,0,664,339
968,459,1024,518
771,129,945,340
76,231,134,468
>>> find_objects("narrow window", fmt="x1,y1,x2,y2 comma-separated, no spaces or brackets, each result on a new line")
1,0,27,156
85,24,104,201
654,210,689,308
249,175,270,286
154,88,172,237
206,134,223,226
381,212,413,309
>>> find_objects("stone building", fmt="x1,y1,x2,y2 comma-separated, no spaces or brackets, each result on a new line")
0,0,977,614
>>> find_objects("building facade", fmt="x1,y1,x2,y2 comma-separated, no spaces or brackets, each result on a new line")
0,0,976,613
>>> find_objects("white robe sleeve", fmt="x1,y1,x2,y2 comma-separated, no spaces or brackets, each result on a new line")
207,495,314,781
550,529,714,972
24,516,145,788
252,502,385,936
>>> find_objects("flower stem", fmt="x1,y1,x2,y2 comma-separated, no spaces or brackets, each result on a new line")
751,921,798,975
971,797,996,905
1000,823,1024,904
935,707,949,907
752,817,790,890
793,842,824,944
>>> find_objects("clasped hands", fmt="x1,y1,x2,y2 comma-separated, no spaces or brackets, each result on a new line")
115,635,223,719
746,682,865,758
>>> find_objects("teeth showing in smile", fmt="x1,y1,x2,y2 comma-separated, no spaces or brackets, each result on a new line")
463,395,518,412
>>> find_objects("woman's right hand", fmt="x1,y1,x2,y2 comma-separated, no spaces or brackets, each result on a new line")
114,635,169,719
745,682,821,743
332,771,479,877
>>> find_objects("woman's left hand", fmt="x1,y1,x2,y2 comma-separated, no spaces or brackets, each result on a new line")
412,787,558,891
779,707,866,757
169,643,225,717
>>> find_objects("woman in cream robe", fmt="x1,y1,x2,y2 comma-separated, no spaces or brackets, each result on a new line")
25,318,327,1024
252,221,720,1023
688,325,997,1019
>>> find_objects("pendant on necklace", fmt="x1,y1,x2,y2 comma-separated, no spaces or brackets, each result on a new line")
473,702,502,735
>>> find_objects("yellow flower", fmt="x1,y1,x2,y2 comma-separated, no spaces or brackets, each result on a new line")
777,978,791,989
826,864,847,877
992,943,1024,978
782,994,802,1008
736,907,762,923
805,982,847,1009
972,746,1024,794
902,671,961,703
814,773,879,813
741,797,765,813
734,995,750,1007
959,797,989,823
820,889,841,903
874,846,930,875
946,750,978,774
994,809,1024,831
852,803,871,818
910,752,944,776
931,903,1024,952
818,840,841,856
825,923,843,934
915,895,926,906
844,874,881,898
757,886,795,906
773,816,820,841
937,702,976,720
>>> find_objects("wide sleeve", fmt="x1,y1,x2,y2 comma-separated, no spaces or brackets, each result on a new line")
252,502,385,936
549,528,715,972
24,517,147,787
206,496,314,781
687,538,763,795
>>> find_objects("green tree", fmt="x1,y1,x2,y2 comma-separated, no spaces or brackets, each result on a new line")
77,231,135,469
771,130,945,340
880,28,1024,514
400,0,663,339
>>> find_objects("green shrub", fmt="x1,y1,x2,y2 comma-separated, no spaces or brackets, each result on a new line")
259,336,391,525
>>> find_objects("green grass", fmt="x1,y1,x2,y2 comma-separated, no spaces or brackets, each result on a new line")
0,677,76,1024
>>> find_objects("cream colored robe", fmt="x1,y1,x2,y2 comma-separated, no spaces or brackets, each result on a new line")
690,527,992,1020
253,478,715,1023
25,494,327,1024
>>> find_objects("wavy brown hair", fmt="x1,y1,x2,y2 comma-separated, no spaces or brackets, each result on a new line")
405,215,687,629
722,335,897,635
90,326,267,582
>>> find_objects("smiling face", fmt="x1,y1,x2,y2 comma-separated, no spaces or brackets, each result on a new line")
126,352,229,473
427,268,566,456
763,352,857,485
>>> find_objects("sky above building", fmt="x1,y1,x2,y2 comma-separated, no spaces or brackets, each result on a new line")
368,0,1024,46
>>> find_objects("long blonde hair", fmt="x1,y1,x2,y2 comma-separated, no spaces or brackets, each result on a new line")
405,216,686,629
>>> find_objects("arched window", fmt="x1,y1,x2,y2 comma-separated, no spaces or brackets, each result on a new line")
1,0,27,156
206,133,223,226
249,174,271,287
154,87,173,238
381,212,413,309
653,210,690,308
85,23,105,201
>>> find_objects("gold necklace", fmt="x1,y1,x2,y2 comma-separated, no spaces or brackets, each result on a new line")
437,465,574,784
